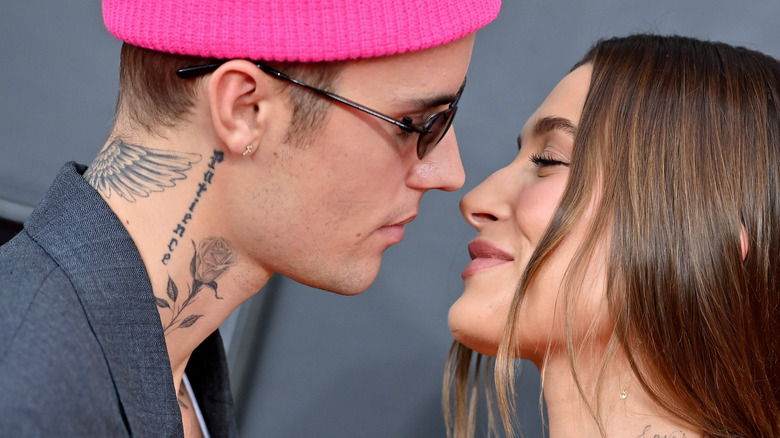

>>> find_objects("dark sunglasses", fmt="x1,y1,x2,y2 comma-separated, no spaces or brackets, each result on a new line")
177,61,465,159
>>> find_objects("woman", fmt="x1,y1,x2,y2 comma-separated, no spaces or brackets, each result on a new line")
445,34,780,437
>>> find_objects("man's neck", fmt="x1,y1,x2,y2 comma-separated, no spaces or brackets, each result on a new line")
86,132,272,393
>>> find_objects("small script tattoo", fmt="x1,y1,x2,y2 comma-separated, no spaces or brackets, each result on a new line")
178,386,189,409
156,237,236,335
162,150,224,265
637,425,688,438
84,140,201,202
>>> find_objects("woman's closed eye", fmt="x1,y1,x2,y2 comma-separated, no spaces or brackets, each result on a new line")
529,152,570,168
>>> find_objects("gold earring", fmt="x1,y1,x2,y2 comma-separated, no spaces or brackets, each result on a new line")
242,144,254,156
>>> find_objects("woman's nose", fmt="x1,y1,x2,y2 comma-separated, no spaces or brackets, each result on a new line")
460,165,514,230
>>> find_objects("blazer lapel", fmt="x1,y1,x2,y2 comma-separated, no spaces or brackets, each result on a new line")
25,163,183,437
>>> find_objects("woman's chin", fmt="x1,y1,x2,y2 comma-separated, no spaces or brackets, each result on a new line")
448,324,500,357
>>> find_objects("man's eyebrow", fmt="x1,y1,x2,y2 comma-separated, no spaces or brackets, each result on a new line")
408,77,467,109
534,116,577,137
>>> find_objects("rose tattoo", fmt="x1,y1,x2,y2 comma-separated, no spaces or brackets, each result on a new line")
156,237,236,334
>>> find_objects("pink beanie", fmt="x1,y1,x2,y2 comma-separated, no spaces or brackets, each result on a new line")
102,0,501,62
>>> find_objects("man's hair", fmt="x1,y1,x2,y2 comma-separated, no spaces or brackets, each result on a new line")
115,43,342,143
445,34,780,438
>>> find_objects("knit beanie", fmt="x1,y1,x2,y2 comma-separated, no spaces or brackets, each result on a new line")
103,0,501,62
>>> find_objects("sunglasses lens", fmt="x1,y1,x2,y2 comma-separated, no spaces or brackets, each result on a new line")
416,107,458,159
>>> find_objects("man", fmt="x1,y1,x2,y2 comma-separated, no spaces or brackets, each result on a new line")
0,0,500,436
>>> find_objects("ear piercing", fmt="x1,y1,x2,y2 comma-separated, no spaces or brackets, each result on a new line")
242,144,254,156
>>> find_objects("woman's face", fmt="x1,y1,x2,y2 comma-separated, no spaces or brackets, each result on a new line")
448,65,607,361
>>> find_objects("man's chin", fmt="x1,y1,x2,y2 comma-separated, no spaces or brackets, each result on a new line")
292,261,382,296
326,271,379,296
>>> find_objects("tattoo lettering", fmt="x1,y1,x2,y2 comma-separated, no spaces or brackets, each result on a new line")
84,140,201,202
162,150,224,265
156,237,236,335
178,386,189,409
637,425,688,438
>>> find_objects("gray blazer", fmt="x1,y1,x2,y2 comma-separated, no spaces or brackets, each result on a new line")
0,163,237,437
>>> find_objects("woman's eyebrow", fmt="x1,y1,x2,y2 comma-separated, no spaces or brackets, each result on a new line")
518,116,578,150
534,116,577,137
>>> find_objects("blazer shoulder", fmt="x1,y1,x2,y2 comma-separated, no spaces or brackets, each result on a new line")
0,232,125,436
0,231,82,361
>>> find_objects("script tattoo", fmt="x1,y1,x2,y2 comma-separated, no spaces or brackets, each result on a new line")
178,386,189,410
84,140,201,202
637,425,688,438
162,150,224,265
156,237,236,335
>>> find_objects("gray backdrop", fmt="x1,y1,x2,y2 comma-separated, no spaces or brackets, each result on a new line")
1,1,778,437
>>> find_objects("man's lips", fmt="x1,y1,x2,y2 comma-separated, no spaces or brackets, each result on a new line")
377,214,417,243
462,238,514,278
392,214,417,227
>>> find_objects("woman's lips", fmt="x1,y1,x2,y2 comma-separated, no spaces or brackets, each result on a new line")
462,238,514,278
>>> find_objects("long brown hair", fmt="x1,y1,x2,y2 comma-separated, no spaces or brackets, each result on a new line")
445,34,780,437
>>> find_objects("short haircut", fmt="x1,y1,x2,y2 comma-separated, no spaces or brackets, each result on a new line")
115,43,342,143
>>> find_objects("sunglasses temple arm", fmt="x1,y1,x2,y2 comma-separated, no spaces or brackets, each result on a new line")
176,62,225,79
256,64,426,134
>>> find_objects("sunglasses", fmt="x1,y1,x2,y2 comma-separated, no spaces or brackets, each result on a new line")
177,62,465,159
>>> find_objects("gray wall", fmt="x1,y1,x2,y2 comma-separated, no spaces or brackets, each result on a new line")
1,2,778,437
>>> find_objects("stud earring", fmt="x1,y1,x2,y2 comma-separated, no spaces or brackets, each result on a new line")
242,144,254,156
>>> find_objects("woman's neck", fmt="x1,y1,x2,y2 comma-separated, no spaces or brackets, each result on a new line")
539,354,701,438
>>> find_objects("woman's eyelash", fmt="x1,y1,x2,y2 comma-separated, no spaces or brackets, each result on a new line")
529,152,570,167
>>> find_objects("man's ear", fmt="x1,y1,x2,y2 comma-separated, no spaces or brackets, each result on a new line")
208,60,279,156
740,223,749,261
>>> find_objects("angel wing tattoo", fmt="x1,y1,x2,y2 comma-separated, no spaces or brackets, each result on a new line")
84,140,202,202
